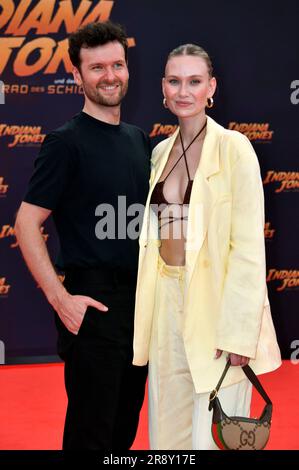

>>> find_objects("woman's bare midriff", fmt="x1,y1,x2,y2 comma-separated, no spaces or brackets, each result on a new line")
159,216,188,266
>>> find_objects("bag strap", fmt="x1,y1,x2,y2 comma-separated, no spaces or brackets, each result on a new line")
209,360,272,410
242,363,272,405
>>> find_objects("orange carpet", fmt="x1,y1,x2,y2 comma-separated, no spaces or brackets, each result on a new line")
0,360,297,450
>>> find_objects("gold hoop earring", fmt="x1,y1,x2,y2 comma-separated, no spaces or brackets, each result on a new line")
206,97,214,108
163,97,168,109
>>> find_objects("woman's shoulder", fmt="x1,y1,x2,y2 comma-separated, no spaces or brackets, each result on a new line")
206,115,255,155
208,116,258,169
221,128,260,171
220,125,256,157
223,127,254,147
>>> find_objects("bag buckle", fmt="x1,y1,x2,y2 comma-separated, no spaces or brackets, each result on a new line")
209,389,218,402
208,389,218,411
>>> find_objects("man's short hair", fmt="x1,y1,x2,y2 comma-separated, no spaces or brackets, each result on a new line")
68,21,128,69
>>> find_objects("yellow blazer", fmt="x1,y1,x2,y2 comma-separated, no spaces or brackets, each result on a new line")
133,116,281,393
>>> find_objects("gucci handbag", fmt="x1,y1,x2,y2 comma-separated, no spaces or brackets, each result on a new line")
208,360,272,450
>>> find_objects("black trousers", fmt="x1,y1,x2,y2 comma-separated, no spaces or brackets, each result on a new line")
55,266,148,450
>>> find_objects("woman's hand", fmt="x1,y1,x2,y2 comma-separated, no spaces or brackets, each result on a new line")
215,349,249,366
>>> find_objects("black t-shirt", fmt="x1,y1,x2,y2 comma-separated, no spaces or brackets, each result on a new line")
24,111,151,270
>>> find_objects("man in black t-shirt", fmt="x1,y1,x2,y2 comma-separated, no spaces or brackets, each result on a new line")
15,21,150,450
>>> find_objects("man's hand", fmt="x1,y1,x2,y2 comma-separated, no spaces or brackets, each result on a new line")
215,349,249,366
53,290,108,335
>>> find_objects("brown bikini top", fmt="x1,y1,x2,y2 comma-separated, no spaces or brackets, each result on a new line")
150,120,207,229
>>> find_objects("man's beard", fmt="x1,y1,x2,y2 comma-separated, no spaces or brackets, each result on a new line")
83,80,128,107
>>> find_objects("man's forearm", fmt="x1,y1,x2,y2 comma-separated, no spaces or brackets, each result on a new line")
15,218,67,307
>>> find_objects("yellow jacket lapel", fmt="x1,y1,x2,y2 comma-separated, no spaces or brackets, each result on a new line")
185,116,222,286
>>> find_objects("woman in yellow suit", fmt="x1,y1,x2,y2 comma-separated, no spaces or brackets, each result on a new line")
133,44,281,450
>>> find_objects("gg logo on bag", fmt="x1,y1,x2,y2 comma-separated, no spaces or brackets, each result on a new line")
240,430,255,447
